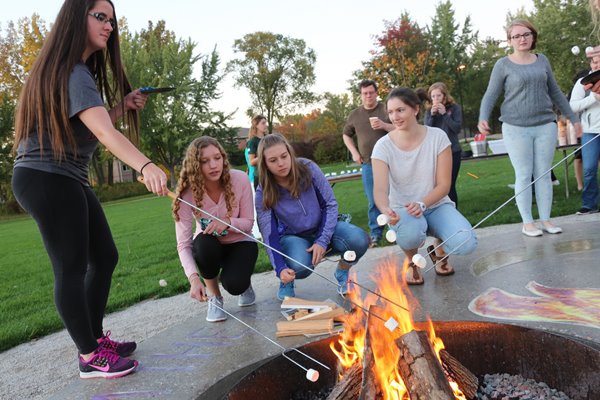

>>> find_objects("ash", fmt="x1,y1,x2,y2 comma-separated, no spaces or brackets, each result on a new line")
477,373,570,400
290,386,333,400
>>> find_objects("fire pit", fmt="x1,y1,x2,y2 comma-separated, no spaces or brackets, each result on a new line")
222,321,600,400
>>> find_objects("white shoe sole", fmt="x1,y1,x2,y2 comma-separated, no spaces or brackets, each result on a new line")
542,226,562,234
522,227,543,237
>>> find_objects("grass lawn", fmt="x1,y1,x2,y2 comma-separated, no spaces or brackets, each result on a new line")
0,150,583,352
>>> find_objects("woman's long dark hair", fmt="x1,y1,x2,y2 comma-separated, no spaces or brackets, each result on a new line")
14,0,138,159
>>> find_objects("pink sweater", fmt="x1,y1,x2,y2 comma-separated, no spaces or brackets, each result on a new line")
175,169,254,279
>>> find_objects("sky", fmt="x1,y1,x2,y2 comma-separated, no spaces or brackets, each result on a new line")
2,0,533,127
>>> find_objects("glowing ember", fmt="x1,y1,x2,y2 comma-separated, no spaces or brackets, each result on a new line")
330,257,467,399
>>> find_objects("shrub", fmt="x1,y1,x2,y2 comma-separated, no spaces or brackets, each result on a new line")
92,182,149,202
314,135,347,164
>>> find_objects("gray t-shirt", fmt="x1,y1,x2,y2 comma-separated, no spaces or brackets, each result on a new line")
479,54,578,127
342,102,389,163
371,126,452,210
14,63,105,186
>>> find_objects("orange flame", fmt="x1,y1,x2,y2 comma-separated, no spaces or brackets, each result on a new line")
330,256,467,399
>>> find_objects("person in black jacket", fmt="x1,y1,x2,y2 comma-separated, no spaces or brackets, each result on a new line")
424,82,463,206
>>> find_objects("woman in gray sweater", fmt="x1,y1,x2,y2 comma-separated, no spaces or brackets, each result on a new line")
478,19,582,237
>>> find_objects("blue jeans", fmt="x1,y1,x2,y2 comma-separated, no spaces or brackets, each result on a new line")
582,133,600,209
361,162,383,239
389,203,477,255
502,122,557,223
279,221,369,279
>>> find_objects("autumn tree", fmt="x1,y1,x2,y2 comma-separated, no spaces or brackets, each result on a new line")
227,31,317,132
0,15,47,213
354,13,436,98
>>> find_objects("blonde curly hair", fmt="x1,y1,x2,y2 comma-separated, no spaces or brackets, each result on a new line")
172,136,235,221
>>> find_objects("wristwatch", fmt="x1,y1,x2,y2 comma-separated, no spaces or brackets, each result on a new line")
416,201,427,212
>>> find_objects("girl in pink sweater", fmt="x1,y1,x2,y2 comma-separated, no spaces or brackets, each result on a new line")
173,136,258,322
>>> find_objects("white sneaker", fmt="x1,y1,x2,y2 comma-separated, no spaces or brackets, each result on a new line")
206,295,227,322
238,285,256,307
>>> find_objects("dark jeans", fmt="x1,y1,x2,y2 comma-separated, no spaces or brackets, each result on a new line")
450,150,462,207
192,235,258,295
12,167,117,354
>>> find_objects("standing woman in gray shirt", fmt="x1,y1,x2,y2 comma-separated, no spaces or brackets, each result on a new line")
478,19,582,237
11,0,168,379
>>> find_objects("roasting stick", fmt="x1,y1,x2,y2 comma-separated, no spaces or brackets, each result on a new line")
207,299,326,381
386,135,600,275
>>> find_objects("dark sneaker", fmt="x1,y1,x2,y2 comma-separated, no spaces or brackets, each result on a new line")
97,331,136,357
238,285,256,307
277,281,296,301
79,348,138,379
576,207,599,215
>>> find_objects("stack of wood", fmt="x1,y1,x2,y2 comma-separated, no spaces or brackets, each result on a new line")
276,297,346,338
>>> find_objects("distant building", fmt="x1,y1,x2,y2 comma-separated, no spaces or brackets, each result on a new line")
112,160,134,183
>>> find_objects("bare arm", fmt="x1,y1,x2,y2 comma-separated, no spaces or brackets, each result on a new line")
342,134,363,164
372,159,398,224
107,89,148,124
78,106,167,195
424,147,452,206
248,153,259,166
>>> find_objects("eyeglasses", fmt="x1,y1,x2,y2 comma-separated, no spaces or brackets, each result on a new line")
510,32,533,40
88,12,116,29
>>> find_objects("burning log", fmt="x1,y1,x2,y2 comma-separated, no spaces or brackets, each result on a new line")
395,330,455,399
327,305,384,400
440,349,478,400
326,362,362,400
358,305,383,399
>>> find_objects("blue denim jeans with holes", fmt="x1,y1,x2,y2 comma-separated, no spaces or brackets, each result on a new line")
582,133,600,209
279,221,369,279
389,203,477,256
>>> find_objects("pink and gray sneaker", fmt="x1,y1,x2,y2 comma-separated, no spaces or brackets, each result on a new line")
97,330,137,357
79,348,138,379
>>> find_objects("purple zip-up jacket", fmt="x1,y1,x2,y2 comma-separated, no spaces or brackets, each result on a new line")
255,158,338,277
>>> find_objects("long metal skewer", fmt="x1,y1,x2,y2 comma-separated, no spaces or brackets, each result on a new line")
419,135,600,273
208,300,330,372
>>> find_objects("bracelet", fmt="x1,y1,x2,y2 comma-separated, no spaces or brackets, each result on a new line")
188,273,200,283
416,201,427,212
140,161,153,175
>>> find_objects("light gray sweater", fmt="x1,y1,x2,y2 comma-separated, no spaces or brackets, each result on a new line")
570,75,600,134
479,54,578,127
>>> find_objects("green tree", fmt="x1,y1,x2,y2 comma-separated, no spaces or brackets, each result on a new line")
227,31,317,132
427,1,476,88
527,0,593,91
320,92,357,134
120,20,226,187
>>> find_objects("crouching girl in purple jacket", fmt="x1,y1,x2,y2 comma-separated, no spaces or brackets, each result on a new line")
255,134,369,300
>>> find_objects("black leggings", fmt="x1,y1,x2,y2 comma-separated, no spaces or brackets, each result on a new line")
12,168,117,354
192,235,258,295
